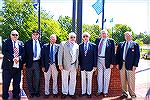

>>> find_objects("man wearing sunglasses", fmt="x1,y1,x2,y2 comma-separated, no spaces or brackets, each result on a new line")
2,30,25,100
24,30,44,98
95,30,115,97
58,32,79,99
79,32,97,98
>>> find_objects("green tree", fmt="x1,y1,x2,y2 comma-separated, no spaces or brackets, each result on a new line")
113,24,132,44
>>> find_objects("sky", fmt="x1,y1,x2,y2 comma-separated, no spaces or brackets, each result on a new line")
0,0,149,34
40,0,150,34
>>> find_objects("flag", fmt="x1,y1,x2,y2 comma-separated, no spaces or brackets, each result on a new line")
92,0,103,15
110,18,113,23
33,3,38,10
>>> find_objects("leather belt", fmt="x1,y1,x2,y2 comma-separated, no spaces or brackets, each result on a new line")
98,56,105,58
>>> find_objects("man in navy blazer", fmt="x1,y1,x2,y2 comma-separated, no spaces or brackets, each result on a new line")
95,30,115,97
116,31,140,99
41,34,59,98
24,30,44,98
79,32,97,98
2,30,25,100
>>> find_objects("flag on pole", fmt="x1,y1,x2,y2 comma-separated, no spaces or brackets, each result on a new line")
110,18,113,23
92,0,103,15
33,3,38,10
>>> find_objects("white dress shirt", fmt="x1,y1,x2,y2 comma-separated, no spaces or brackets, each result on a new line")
123,41,131,60
99,38,107,57
33,40,41,60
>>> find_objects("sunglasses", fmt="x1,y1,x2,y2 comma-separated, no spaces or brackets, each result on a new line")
12,34,18,36
83,35,88,38
70,36,76,39
32,33,39,36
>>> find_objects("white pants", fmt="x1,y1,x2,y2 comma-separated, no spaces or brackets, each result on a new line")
44,64,58,95
61,68,77,95
97,57,111,94
81,70,93,95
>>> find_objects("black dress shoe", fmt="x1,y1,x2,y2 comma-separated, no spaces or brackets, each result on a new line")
87,94,92,98
96,92,103,96
13,95,21,100
103,93,108,97
44,94,49,98
53,94,58,98
29,93,34,98
80,93,86,97
131,95,136,98
61,94,67,99
120,94,128,99
35,93,40,97
70,95,76,99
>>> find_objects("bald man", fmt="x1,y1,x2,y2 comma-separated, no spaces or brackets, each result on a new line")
116,31,140,99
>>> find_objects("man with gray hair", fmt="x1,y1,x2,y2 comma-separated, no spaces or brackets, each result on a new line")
41,34,59,98
116,31,140,99
95,30,115,97
58,32,79,99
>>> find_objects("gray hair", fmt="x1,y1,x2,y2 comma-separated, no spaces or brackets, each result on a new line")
82,32,90,38
101,30,108,34
11,30,19,35
68,32,76,38
124,31,132,36
50,34,57,40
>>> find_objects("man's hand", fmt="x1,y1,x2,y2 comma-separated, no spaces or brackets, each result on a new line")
132,66,136,72
42,67,45,72
13,57,19,64
110,64,113,69
116,64,119,69
93,67,97,71
59,65,63,71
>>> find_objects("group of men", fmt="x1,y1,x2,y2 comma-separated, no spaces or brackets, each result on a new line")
1,29,140,100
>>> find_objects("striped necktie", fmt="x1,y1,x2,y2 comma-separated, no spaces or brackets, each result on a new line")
14,41,19,58
34,40,37,58
98,39,104,55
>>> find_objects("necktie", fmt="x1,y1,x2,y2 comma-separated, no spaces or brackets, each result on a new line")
50,44,53,64
125,42,128,59
34,40,37,58
84,43,88,55
14,41,19,58
98,39,104,55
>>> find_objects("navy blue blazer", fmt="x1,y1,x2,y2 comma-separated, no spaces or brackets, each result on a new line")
24,39,44,68
41,43,59,72
79,42,97,71
116,41,140,70
95,38,115,69
1,38,25,70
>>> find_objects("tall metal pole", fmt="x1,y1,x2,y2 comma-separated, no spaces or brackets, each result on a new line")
72,0,76,32
38,0,41,36
76,0,82,44
102,0,105,30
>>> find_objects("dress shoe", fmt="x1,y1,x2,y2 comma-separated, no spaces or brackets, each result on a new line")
96,92,103,96
13,95,21,100
103,93,108,97
87,94,92,98
120,94,128,99
61,94,67,99
35,93,40,97
29,93,34,98
53,94,58,98
70,95,76,99
44,94,49,98
131,95,136,98
80,93,86,97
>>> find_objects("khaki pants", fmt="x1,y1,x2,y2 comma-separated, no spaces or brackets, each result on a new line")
120,62,136,96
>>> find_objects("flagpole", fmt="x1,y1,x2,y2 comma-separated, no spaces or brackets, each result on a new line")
102,0,105,30
72,0,76,32
38,0,41,37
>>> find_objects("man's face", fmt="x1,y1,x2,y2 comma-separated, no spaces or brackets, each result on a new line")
69,35,76,43
101,32,108,38
125,33,132,41
83,35,89,42
50,36,56,44
10,32,19,41
32,32,39,40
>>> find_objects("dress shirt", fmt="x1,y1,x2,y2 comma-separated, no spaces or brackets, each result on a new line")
33,40,41,60
99,38,107,57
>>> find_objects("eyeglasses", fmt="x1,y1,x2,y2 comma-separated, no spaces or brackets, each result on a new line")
70,36,76,39
83,35,88,38
12,34,18,36
32,33,39,36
